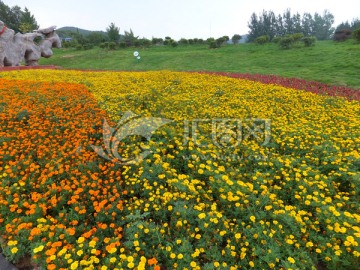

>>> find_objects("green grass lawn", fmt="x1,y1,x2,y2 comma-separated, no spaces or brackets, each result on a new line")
40,40,360,89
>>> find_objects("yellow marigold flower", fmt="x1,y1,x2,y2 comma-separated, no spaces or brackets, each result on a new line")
77,237,85,244
10,247,18,254
249,261,255,267
198,213,206,219
7,240,18,246
34,245,45,253
288,257,295,264
250,215,256,222
70,261,79,270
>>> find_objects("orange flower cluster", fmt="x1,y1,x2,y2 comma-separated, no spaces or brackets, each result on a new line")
0,79,160,269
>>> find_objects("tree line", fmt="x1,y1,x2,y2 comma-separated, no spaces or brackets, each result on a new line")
0,0,38,33
247,9,336,41
61,22,243,50
1,1,358,50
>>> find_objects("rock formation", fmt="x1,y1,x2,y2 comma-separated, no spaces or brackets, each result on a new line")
0,20,61,67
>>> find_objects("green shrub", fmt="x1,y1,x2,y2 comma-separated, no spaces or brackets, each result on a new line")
62,41,72,48
134,40,141,47
142,39,151,47
108,42,117,50
291,33,304,43
83,43,93,50
179,38,188,45
255,35,270,45
75,44,83,50
209,41,219,49
303,36,316,47
171,40,178,47
272,36,282,44
119,42,126,48
216,37,226,46
279,37,293,49
353,28,360,42
99,42,107,49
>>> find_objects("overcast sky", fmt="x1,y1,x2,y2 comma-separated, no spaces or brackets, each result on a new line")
3,0,360,39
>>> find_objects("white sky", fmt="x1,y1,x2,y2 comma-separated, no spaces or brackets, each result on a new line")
3,0,360,39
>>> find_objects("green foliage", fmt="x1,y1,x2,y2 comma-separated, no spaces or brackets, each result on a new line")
99,42,108,49
353,28,360,42
19,7,38,32
134,40,141,47
209,41,219,49
272,36,282,44
279,37,293,49
303,36,316,47
119,41,126,48
106,22,120,43
108,42,117,50
248,9,335,42
151,37,163,45
291,33,304,42
255,35,270,45
87,32,107,46
231,34,242,44
141,38,151,48
0,2,38,33
206,37,215,44
179,38,189,45
123,29,138,47
171,41,178,47
216,37,226,46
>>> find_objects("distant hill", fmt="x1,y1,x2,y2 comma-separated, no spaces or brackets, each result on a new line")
57,26,107,37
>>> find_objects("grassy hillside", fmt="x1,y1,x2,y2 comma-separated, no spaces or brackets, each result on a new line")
40,40,360,89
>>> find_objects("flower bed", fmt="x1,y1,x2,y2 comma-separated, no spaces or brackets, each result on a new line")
0,71,359,269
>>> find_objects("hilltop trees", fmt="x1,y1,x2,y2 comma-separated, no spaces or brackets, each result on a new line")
19,7,39,33
0,1,38,33
231,34,242,44
106,22,120,43
247,9,335,42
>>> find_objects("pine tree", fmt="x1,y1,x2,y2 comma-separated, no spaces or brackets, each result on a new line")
106,22,120,43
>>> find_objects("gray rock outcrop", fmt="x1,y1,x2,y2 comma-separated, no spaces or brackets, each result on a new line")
0,21,61,67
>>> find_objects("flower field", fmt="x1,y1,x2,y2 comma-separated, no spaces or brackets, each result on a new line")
0,70,359,270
